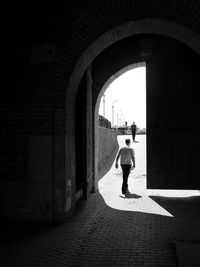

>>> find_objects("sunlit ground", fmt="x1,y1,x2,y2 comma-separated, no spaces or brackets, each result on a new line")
98,135,200,218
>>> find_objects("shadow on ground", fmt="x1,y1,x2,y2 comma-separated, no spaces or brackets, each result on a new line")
120,193,142,199
149,195,200,267
149,195,200,222
0,219,53,243
1,191,200,266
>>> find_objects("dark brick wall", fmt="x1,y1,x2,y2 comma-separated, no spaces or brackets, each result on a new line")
75,67,93,199
1,1,200,222
56,0,200,89
1,62,54,181
1,4,55,221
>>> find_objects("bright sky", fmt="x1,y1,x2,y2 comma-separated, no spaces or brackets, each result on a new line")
99,67,146,129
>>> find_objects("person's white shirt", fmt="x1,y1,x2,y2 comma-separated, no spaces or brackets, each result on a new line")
118,146,135,165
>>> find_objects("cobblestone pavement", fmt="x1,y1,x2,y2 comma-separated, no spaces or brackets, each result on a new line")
1,135,200,266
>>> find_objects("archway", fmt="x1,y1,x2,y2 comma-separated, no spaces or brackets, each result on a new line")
59,19,200,221
65,19,200,180
74,32,200,205
94,62,146,191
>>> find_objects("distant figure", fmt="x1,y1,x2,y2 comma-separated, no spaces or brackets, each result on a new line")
115,139,135,195
124,121,128,134
131,122,137,142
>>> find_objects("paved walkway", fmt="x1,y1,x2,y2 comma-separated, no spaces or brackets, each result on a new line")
1,135,200,266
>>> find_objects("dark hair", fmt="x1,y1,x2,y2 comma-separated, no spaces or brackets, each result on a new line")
125,139,131,145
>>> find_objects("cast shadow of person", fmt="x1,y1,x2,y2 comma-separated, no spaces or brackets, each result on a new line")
120,193,142,199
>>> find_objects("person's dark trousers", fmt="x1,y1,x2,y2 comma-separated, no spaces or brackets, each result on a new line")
132,131,136,141
121,164,131,194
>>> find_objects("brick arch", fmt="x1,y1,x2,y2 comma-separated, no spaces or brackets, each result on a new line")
57,1,200,134
58,0,200,88
56,0,200,138
66,19,200,120
64,19,200,186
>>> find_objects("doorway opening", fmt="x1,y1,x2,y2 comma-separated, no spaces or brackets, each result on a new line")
94,62,146,191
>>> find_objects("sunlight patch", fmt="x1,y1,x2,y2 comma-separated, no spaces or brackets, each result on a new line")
99,179,173,217
146,189,200,198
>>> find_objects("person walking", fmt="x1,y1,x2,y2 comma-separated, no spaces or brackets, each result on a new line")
131,122,137,142
115,139,135,195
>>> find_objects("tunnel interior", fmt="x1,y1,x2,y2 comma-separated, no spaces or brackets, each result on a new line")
1,2,200,224
1,2,200,266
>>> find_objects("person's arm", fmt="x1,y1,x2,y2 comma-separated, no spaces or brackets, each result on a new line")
131,149,135,168
115,149,121,169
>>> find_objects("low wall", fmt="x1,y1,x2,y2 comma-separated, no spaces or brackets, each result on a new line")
98,127,119,180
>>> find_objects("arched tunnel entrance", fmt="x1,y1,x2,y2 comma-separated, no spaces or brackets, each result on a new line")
75,33,200,204
2,3,200,266
94,62,146,190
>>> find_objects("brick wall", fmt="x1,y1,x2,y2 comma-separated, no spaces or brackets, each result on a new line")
1,14,55,221
1,1,200,223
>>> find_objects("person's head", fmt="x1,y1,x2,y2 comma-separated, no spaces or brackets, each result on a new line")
125,139,131,147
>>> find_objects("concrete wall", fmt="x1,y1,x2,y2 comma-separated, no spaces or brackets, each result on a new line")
98,127,119,180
